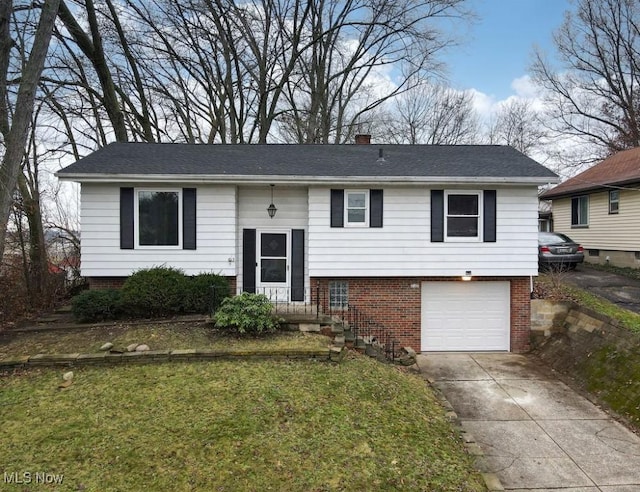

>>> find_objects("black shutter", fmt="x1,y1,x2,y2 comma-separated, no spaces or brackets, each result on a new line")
431,190,444,242
330,189,344,227
291,229,305,302
120,187,134,249
483,190,497,243
182,188,197,250
571,197,578,225
242,229,256,293
370,189,383,228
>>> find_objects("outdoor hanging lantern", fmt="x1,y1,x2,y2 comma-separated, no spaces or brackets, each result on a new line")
267,184,277,218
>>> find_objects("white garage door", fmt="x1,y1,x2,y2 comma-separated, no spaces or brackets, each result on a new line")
421,281,510,352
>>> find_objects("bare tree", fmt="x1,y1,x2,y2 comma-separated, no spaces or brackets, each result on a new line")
278,0,468,143
375,83,478,144
0,0,60,263
487,99,547,156
56,0,128,142
531,0,640,155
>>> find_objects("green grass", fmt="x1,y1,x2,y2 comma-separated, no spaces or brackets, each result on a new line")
536,275,640,333
0,357,486,491
580,345,640,428
0,322,330,360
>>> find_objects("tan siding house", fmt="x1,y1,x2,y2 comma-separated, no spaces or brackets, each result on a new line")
541,148,640,268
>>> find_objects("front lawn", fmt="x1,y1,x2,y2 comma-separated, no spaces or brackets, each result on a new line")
0,356,486,491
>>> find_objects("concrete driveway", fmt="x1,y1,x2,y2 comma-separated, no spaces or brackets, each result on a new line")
416,353,640,491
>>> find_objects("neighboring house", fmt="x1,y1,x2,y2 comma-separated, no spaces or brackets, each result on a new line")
538,199,553,232
541,148,640,268
56,140,558,353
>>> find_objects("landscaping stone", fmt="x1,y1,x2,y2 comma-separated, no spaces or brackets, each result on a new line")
0,356,29,368
123,352,146,362
142,350,171,359
76,353,107,363
99,342,114,351
126,343,139,352
135,344,150,352
329,345,346,362
62,371,74,381
104,353,123,362
299,323,321,333
28,353,79,365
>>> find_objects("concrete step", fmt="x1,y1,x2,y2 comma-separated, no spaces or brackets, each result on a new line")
299,323,321,333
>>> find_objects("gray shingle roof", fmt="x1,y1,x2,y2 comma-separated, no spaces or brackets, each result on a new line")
56,142,558,180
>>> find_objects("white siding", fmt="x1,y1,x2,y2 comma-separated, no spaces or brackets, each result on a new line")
308,186,539,277
553,191,640,251
237,186,308,293
80,183,237,277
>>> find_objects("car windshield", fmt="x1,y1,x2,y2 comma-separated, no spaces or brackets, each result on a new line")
539,232,573,244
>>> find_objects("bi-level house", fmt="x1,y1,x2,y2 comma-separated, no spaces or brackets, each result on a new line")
56,138,558,353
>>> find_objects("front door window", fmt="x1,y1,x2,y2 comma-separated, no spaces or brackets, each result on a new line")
260,233,287,283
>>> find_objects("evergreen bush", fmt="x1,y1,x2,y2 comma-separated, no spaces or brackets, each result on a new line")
182,273,230,314
72,289,122,322
119,266,185,317
213,293,279,335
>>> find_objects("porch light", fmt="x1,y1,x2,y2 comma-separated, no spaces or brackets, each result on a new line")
267,184,277,219
462,270,472,281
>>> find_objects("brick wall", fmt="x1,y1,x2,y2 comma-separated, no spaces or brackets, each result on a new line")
312,276,532,353
510,277,532,353
88,277,127,289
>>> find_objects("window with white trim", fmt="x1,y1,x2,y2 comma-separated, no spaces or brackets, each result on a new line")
571,195,589,227
329,281,348,309
136,189,182,247
609,190,619,214
445,192,480,240
345,190,369,227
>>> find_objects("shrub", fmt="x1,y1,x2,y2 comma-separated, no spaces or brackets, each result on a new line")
213,293,279,335
120,267,185,318
182,273,230,314
72,289,122,322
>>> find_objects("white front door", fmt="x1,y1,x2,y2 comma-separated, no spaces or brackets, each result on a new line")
256,230,290,301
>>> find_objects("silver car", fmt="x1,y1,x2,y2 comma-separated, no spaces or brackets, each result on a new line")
538,232,584,270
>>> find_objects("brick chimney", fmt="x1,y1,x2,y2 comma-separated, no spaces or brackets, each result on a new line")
355,134,371,144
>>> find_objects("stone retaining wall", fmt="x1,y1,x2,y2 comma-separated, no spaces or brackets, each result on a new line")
530,299,637,351
0,347,344,370
530,299,640,429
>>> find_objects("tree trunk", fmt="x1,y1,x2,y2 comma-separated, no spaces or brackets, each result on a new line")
0,0,61,263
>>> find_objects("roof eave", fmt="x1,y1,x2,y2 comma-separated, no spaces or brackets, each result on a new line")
55,172,559,186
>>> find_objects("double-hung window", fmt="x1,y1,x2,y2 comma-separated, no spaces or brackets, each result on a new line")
345,190,369,227
136,189,182,247
609,190,620,214
571,195,589,227
445,192,480,240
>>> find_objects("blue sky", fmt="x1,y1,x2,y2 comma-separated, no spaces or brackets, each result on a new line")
445,0,571,100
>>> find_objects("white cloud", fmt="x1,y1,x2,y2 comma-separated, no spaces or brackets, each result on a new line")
511,75,541,100
468,89,497,122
